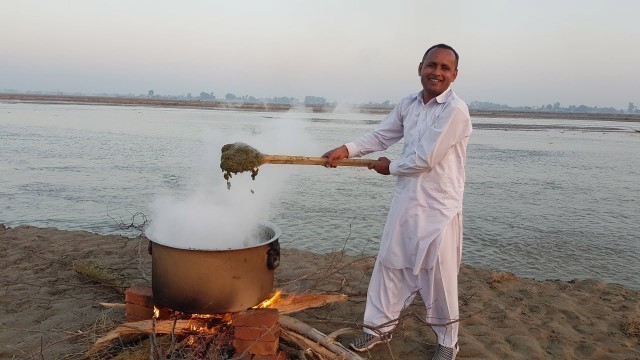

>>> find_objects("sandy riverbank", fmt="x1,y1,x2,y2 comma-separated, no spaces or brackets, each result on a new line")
1,225,639,359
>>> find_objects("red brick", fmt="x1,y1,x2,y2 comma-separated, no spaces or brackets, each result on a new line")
235,325,280,341
125,284,153,307
232,308,279,328
233,339,279,356
125,302,171,322
125,314,149,323
125,302,153,322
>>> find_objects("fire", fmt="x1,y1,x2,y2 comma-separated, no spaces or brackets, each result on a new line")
153,306,160,319
254,290,282,309
189,323,208,332
186,335,195,345
182,312,232,334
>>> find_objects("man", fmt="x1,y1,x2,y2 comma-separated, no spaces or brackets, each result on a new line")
323,44,471,360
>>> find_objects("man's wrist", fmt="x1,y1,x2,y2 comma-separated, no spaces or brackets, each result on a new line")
344,142,358,158
388,160,398,175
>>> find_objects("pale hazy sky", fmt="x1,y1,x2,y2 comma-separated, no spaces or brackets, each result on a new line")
1,1,639,108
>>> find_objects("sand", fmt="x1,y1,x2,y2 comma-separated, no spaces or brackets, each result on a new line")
1,224,639,359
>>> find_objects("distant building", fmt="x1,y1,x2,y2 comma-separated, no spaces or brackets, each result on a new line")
304,96,327,105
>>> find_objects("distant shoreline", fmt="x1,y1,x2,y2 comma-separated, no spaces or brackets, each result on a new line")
2,93,640,122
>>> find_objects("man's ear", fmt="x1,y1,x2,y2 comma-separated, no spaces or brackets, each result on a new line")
418,62,423,76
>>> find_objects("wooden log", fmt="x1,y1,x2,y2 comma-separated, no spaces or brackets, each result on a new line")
280,328,336,359
270,293,348,314
98,302,126,308
86,319,209,356
279,315,363,360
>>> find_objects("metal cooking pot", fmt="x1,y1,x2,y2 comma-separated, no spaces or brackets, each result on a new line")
151,222,281,314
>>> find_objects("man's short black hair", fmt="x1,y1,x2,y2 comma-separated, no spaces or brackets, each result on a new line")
422,44,459,67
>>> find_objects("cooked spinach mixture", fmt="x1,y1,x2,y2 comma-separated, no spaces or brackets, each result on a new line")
220,142,263,189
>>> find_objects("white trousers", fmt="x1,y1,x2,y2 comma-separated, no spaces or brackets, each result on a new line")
363,213,462,347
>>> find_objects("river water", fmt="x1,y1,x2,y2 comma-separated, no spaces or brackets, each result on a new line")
1,102,639,289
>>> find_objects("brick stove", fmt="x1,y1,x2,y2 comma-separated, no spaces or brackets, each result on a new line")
232,309,285,359
125,285,286,359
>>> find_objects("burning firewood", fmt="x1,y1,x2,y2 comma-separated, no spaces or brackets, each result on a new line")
86,318,210,355
257,291,348,314
87,292,350,357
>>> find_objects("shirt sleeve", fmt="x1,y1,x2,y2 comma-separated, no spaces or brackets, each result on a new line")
389,105,471,176
345,101,406,158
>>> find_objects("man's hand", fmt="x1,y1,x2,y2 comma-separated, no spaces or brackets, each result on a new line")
369,157,391,175
322,145,349,168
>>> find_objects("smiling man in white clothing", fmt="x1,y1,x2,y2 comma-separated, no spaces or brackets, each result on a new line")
323,44,472,360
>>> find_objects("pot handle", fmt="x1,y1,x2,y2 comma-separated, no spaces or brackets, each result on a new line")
267,240,280,270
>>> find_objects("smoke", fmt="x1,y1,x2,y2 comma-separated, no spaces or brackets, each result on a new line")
331,101,357,114
146,109,322,250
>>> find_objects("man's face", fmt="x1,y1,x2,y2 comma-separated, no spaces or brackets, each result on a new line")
418,48,458,101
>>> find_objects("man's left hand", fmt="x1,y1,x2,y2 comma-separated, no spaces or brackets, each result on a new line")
369,157,391,175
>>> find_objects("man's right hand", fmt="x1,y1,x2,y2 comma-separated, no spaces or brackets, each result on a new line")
322,145,349,168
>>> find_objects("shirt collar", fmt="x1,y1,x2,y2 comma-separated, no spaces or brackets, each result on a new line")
416,87,453,105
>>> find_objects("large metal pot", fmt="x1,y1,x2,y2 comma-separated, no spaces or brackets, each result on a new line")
151,222,281,314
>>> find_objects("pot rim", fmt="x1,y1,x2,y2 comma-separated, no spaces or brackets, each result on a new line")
149,220,281,251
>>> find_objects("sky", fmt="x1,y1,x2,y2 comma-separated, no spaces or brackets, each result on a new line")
1,0,639,109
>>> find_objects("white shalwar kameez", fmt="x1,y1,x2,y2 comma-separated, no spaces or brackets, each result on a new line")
345,88,471,347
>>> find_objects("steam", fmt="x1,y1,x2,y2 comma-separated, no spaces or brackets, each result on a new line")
146,110,322,250
332,101,357,114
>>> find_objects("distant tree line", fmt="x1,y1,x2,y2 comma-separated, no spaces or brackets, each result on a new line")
144,90,301,105
469,100,640,114
3,88,637,114
361,100,392,109
143,91,340,107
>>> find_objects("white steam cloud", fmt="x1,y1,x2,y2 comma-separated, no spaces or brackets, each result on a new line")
146,110,322,250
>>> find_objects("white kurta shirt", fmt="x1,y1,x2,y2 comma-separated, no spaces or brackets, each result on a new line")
345,88,472,274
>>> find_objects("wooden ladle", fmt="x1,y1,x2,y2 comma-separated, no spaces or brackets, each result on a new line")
220,142,374,176
261,154,374,167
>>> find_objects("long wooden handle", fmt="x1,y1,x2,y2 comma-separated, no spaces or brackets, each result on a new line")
262,155,374,167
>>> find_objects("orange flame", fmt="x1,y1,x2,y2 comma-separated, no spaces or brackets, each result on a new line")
153,306,160,319
183,312,231,334
186,335,195,345
254,290,282,309
189,323,208,332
